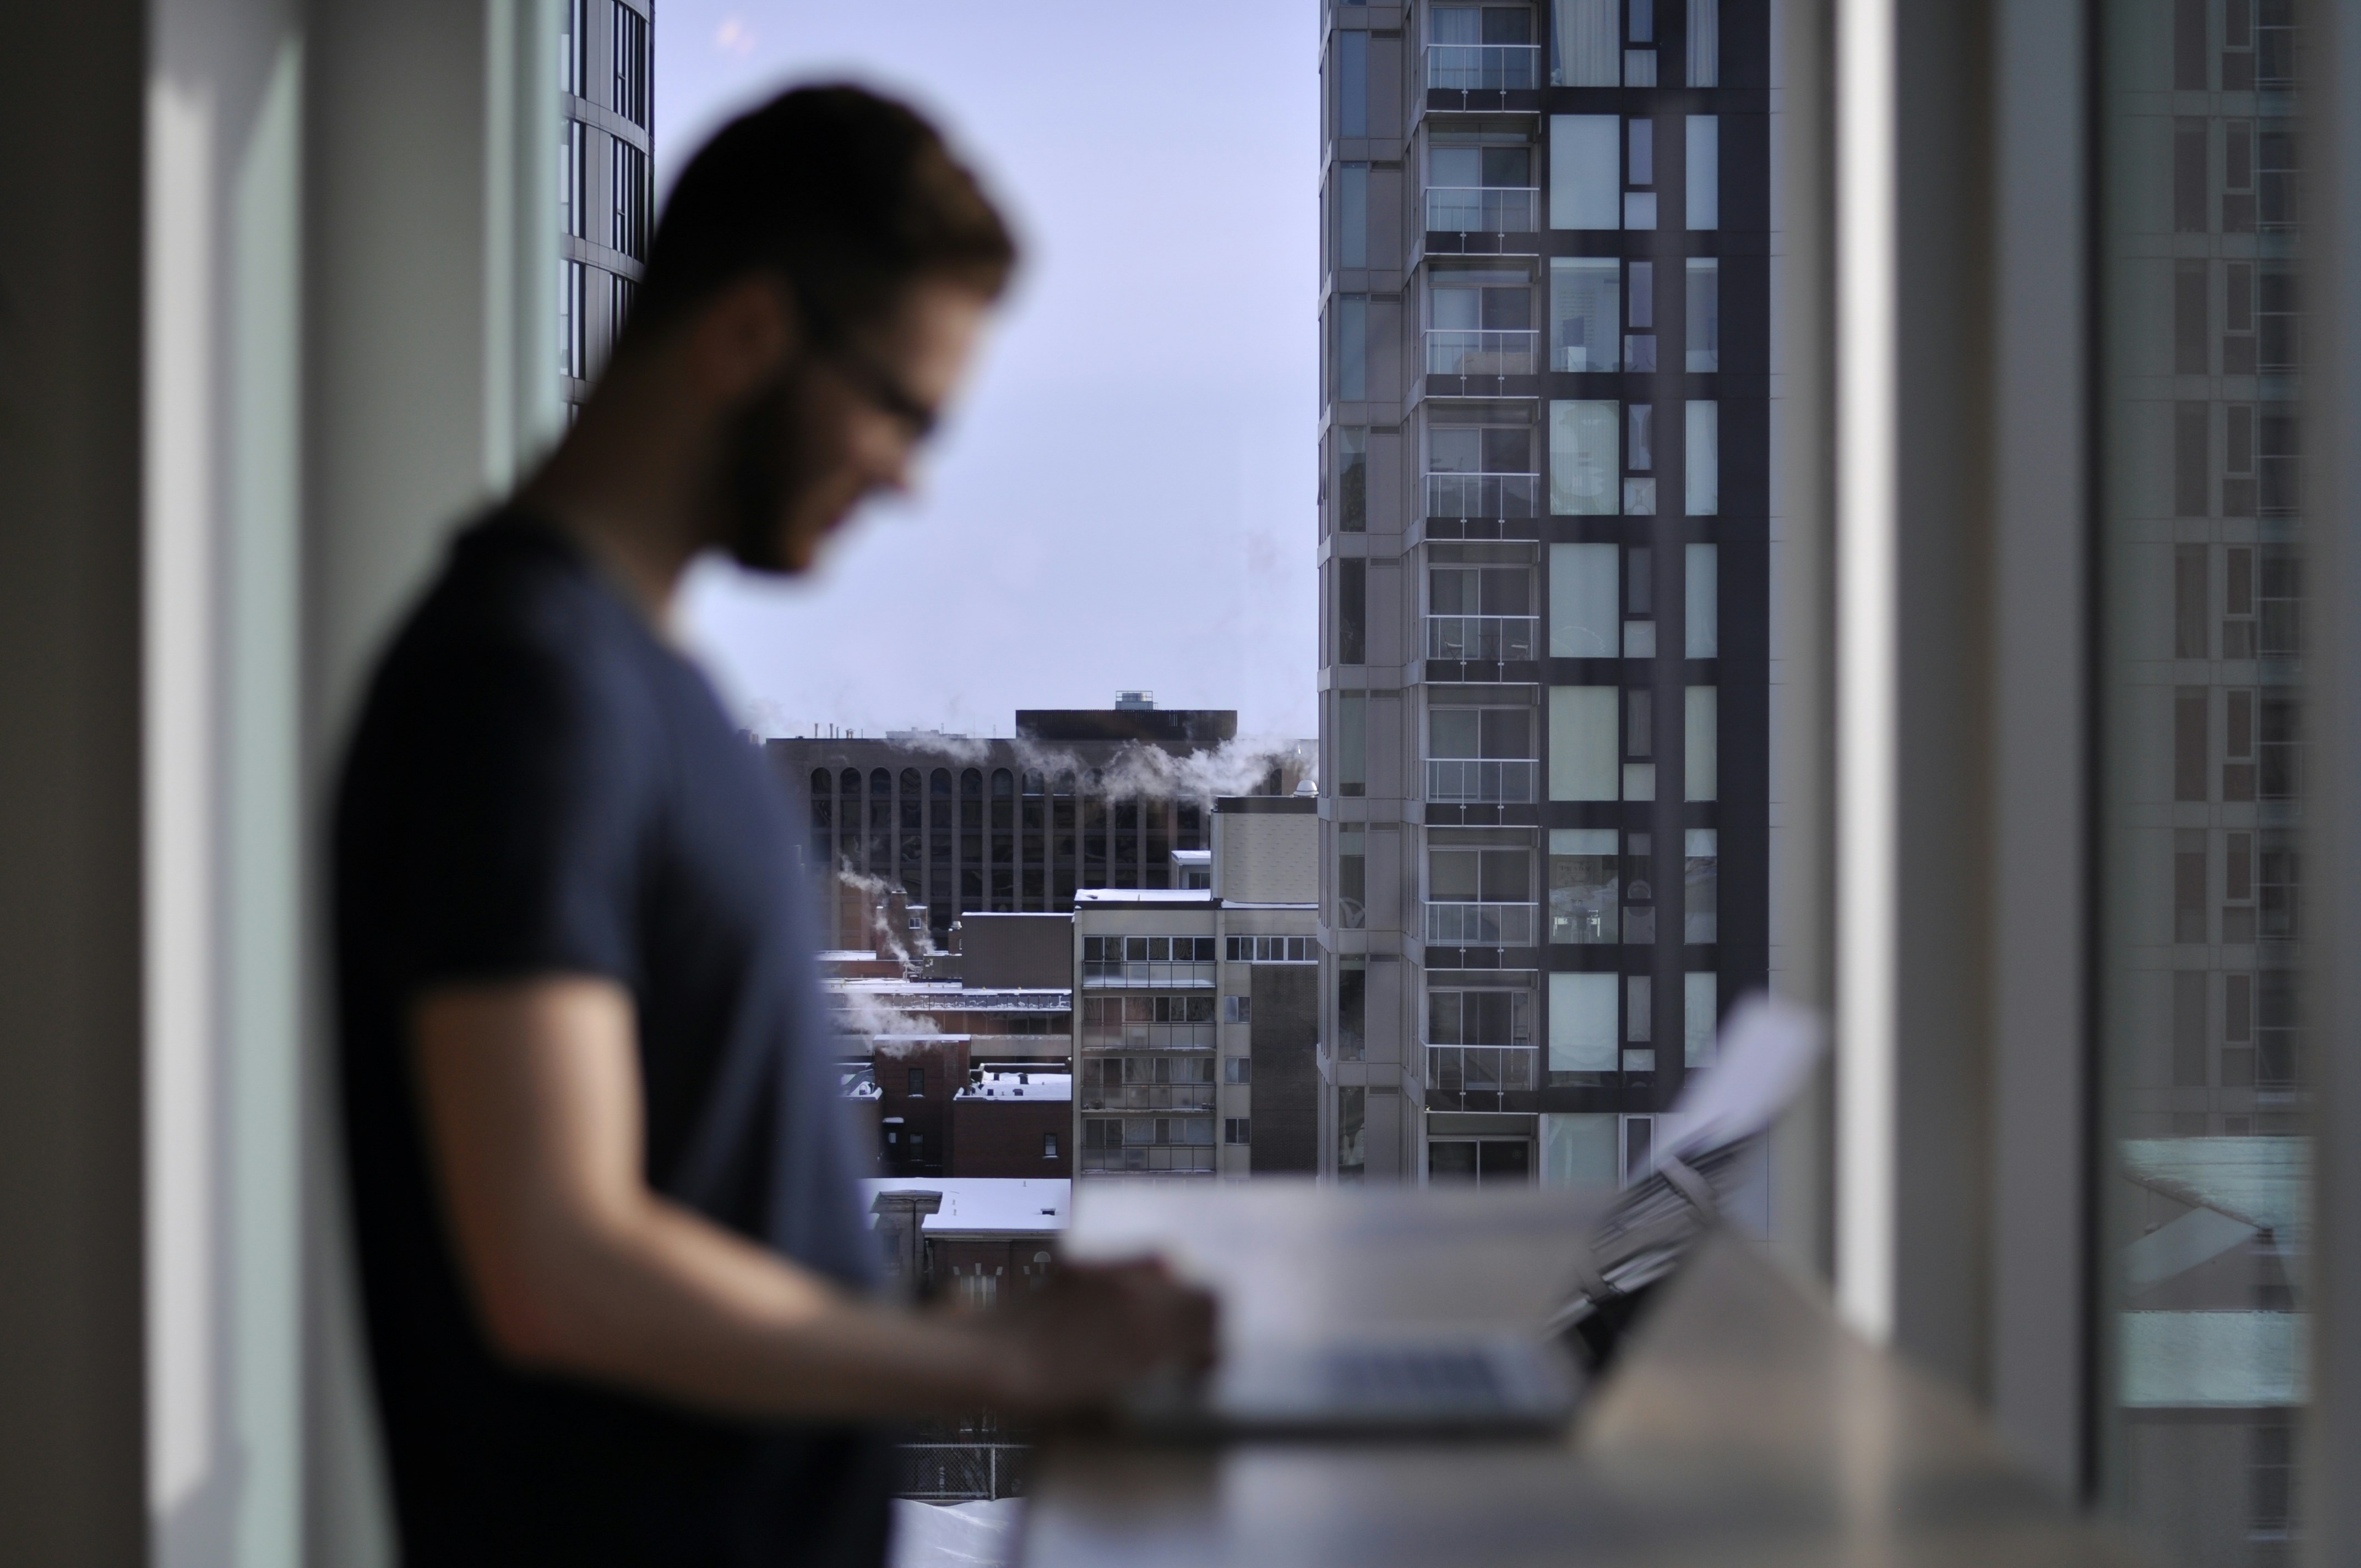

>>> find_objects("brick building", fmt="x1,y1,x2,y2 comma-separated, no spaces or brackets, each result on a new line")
950,1069,1073,1177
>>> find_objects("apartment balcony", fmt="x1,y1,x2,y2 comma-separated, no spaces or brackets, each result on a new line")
1423,901,1538,946
1424,186,1539,239
1079,959,1216,988
1425,758,1537,805
1426,614,1539,663
1079,1023,1215,1052
1426,1043,1540,1111
1426,329,1539,378
1427,43,1541,91
1424,471,1539,520
1080,1113,1218,1174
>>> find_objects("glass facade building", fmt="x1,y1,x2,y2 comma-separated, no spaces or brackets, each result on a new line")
1317,0,1766,1186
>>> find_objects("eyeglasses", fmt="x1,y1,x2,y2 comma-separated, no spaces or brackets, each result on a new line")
819,337,940,443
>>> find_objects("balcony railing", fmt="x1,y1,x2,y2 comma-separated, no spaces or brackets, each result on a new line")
1424,901,1539,945
1425,471,1539,518
1080,960,1216,988
1426,329,1540,377
1425,43,1542,91
1426,758,1537,804
1426,614,1539,662
1079,1083,1216,1113
1080,1023,1215,1052
1426,1043,1540,1096
1426,186,1540,233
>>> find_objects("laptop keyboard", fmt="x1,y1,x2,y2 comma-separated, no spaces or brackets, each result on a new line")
1319,1346,1506,1409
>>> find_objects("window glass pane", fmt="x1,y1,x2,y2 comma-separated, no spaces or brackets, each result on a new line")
1340,163,1369,268
1685,259,1720,371
1551,258,1622,372
1686,115,1720,230
1549,686,1620,800
1549,827,1620,944
1340,30,1368,136
1336,295,1368,400
1552,0,1620,86
1686,0,1720,86
1684,972,1718,1067
1551,542,1619,656
1685,400,1720,514
1337,426,1368,533
1684,686,1717,801
1684,827,1718,943
1551,400,1620,514
1686,543,1719,657
1550,115,1623,230
1541,1113,1617,1186
1548,972,1618,1071
1336,692,1367,796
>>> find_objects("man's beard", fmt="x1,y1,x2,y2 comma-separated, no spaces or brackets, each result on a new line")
720,366,812,575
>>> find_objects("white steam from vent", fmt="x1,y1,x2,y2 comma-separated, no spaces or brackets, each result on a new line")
874,733,1316,807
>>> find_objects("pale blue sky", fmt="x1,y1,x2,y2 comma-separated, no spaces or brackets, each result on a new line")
656,1,1320,741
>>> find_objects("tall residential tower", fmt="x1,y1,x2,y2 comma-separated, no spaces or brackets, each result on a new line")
1316,0,1767,1185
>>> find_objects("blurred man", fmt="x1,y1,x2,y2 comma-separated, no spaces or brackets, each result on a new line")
335,86,1211,1567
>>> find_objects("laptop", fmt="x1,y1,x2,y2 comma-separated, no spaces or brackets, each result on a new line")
1120,994,1826,1439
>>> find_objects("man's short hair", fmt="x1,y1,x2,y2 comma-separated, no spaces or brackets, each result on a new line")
628,84,1016,345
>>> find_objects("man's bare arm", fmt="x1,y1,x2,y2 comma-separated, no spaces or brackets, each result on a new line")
411,976,1207,1421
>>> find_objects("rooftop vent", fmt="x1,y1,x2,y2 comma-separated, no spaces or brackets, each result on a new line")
1114,690,1155,711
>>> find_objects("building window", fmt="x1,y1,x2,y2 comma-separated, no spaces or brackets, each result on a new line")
1339,28,1369,137
559,259,585,378
1222,995,1252,1024
1335,691,1368,798
1685,687,1718,801
560,119,585,237
2173,117,2207,233
1337,1086,1366,1179
1548,115,1622,230
906,1067,925,1097
1548,685,1619,802
1549,400,1619,515
1684,971,1719,1067
611,2,649,127
1685,829,1718,943
1687,543,1719,656
608,274,636,360
1337,959,1367,1060
1338,162,1369,269
1686,401,1719,515
1687,116,1719,231
1335,294,1368,400
1549,542,1618,657
1339,823,1367,928
1043,1133,1059,1160
1225,935,1315,963
1336,557,1367,665
1685,259,1720,371
1547,971,1617,1078
1428,988,1532,1047
1225,1117,1252,1146
1551,258,1622,372
612,137,650,260
1548,829,1619,944
1336,426,1368,532
1225,1056,1252,1084
1553,0,1619,86
1427,704,1536,804
1687,0,1720,85
559,0,585,96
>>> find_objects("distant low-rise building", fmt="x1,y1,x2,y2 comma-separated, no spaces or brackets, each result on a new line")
951,1069,1071,1178
863,1178,1070,1307
1072,794,1320,1182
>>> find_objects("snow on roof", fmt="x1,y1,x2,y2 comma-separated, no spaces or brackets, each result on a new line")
863,1178,1071,1237
1171,848,1212,864
1073,888,1218,906
954,1069,1073,1103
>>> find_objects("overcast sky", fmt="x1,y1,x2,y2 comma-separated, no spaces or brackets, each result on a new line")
655,1,1319,743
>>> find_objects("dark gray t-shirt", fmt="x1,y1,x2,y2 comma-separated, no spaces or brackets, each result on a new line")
335,515,886,1567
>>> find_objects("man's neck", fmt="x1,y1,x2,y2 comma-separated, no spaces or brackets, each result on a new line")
516,358,718,624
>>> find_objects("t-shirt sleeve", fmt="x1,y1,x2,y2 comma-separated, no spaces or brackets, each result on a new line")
385,628,648,992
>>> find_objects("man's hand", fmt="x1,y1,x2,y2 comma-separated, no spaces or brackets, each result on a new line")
975,1259,1218,1418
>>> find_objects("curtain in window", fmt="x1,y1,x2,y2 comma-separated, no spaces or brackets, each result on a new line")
1553,0,1620,85
1687,0,1720,87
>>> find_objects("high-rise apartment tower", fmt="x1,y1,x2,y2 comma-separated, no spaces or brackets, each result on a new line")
559,0,653,411
1315,0,1768,1185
